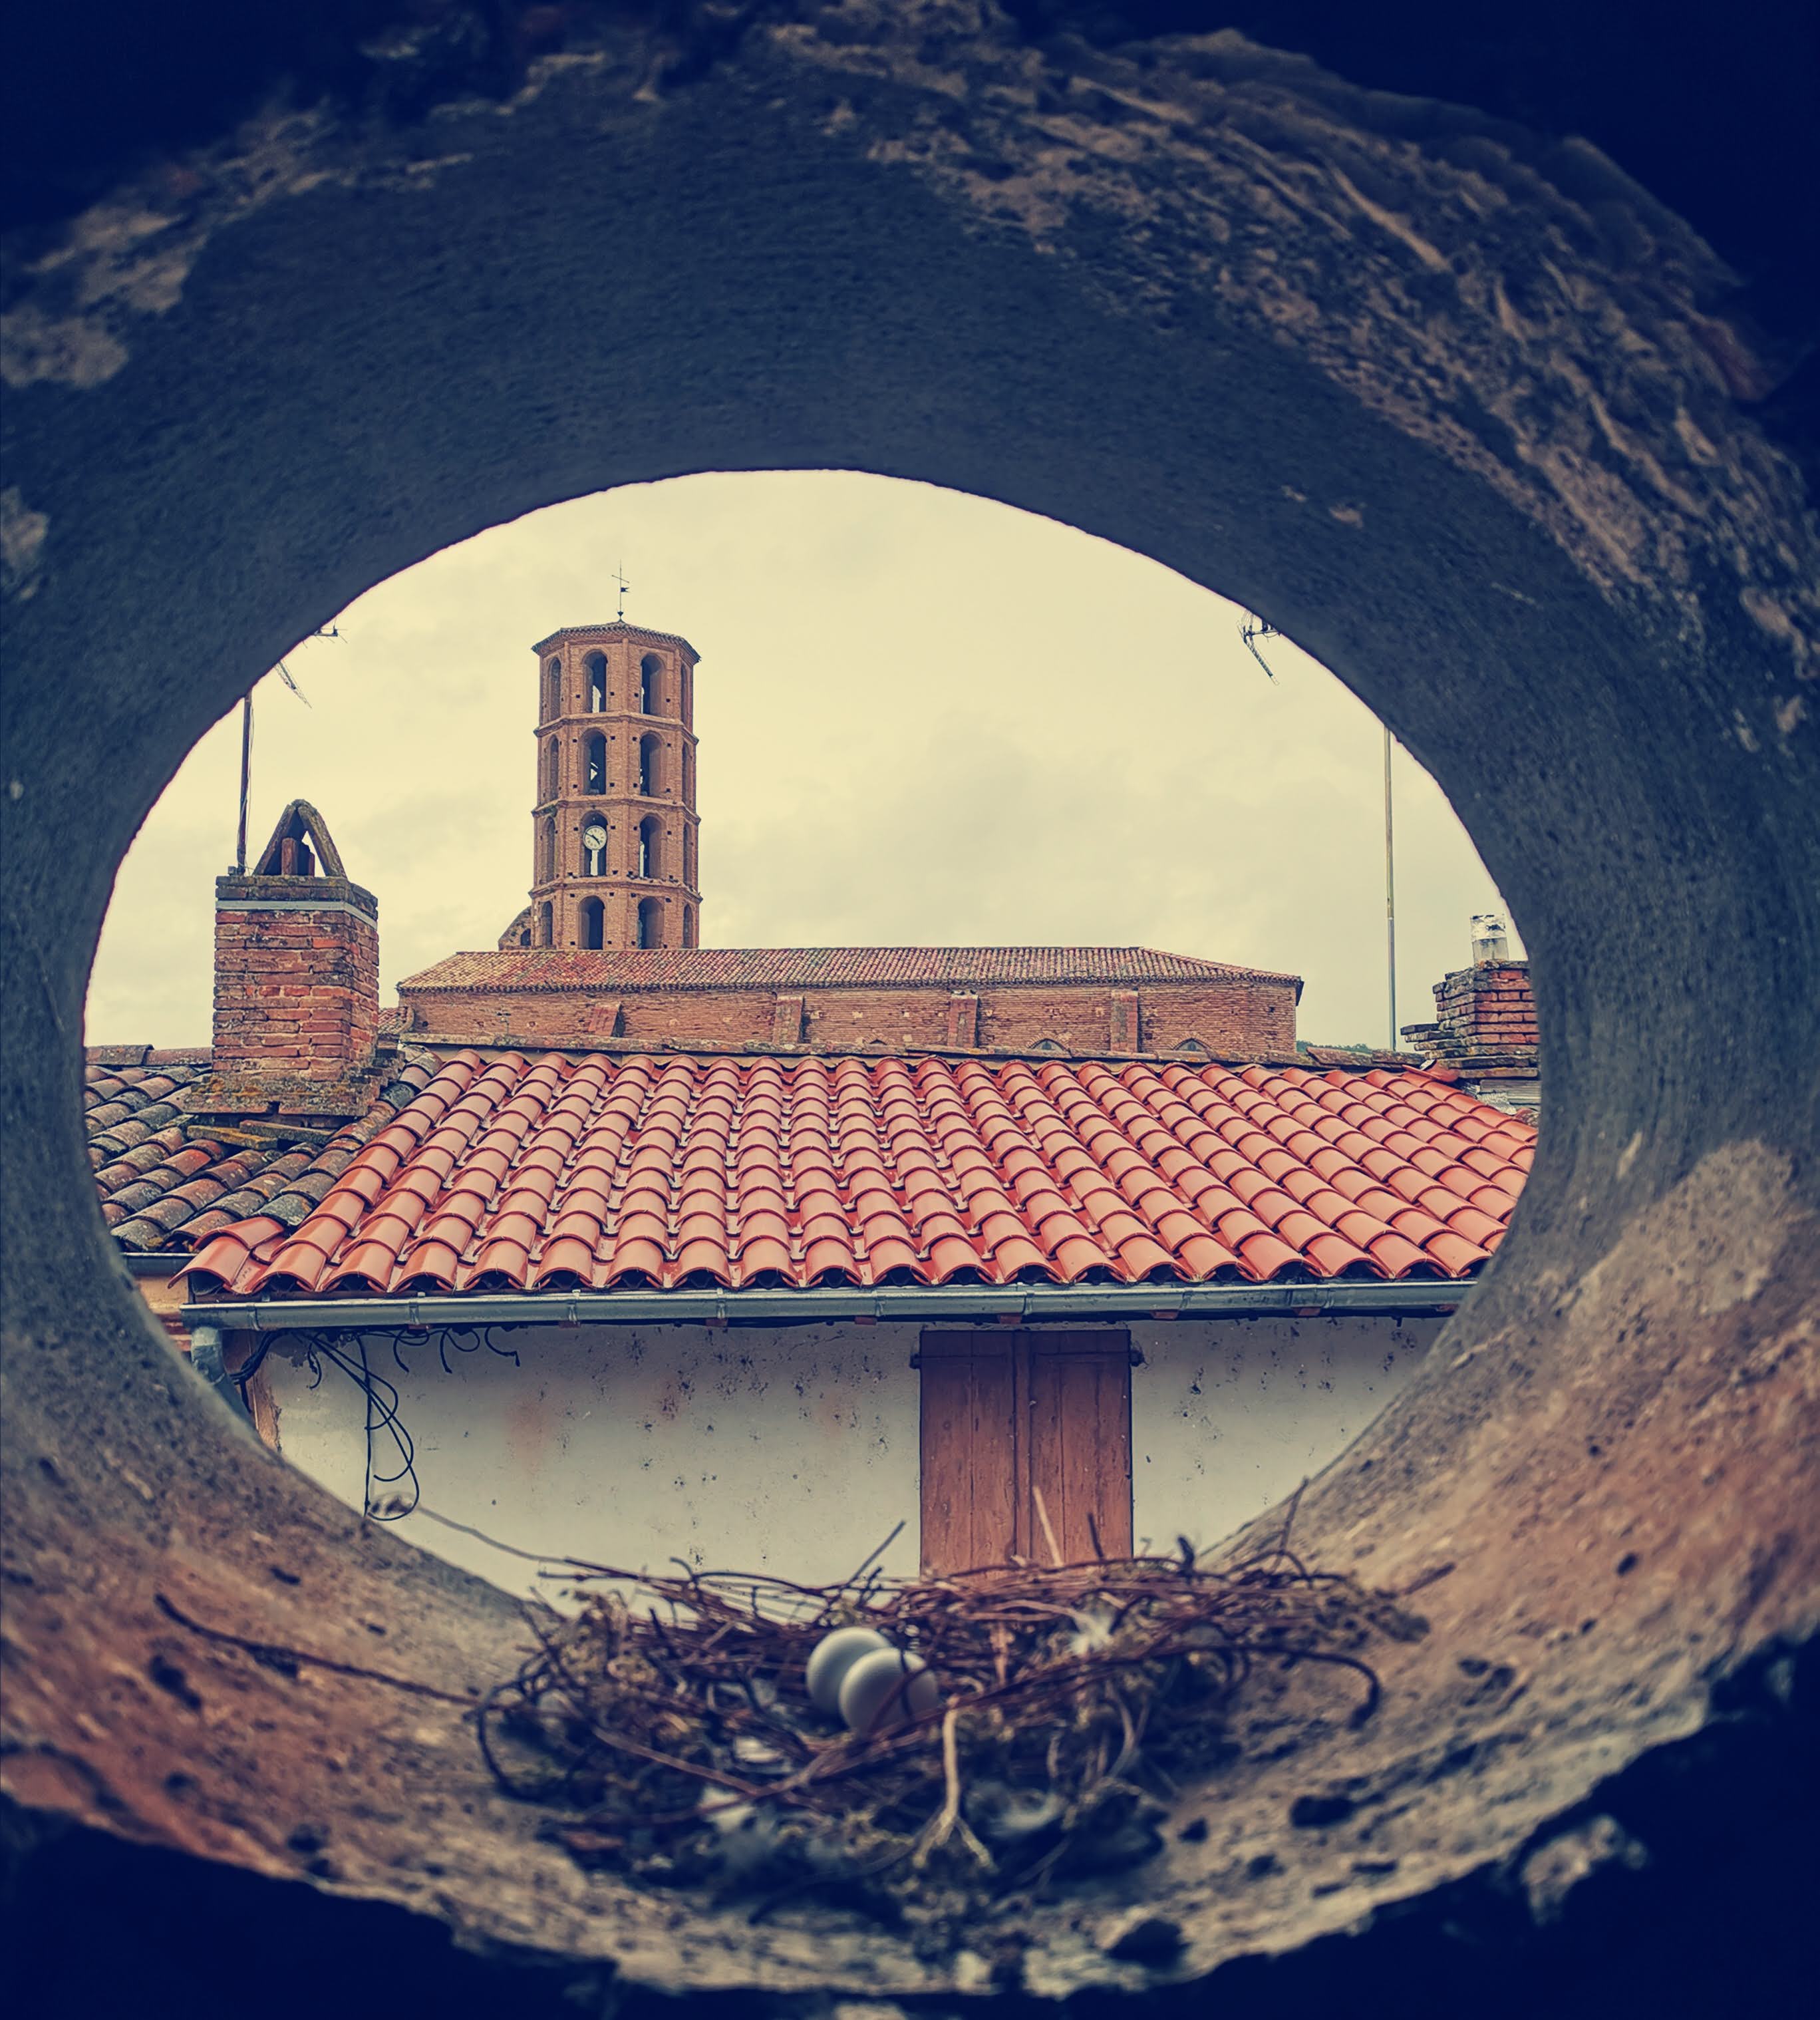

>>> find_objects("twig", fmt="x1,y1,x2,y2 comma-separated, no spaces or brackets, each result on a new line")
473,1536,1405,1898
845,1518,907,1588
1031,1487,1064,1569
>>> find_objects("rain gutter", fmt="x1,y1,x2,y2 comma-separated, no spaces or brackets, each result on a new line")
181,1278,1472,1333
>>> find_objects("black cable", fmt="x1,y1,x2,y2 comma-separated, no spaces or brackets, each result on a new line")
252,1322,530,1520
297,1329,420,1520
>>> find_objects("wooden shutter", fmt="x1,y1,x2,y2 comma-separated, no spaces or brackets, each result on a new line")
918,1331,1132,1574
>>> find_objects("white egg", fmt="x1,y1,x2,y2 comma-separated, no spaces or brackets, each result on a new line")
804,1626,893,1713
838,1646,940,1733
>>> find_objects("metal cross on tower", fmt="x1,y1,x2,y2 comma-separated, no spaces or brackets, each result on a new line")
612,562,631,621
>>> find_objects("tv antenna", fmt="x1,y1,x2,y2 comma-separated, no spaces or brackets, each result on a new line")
234,628,337,874
1238,612,1280,679
612,562,631,621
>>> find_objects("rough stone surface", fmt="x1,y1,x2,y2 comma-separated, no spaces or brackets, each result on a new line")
2,2,1815,2011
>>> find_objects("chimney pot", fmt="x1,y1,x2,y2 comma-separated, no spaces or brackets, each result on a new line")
1471,912,1511,963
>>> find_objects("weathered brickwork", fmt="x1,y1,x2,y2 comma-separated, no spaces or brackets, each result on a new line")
1401,959,1539,1112
210,875,379,1075
396,971,1299,1059
192,866,382,1118
1430,961,1538,1053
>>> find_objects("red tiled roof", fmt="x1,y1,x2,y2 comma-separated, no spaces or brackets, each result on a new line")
400,946,1300,995
86,1050,438,1252
182,1050,1534,1300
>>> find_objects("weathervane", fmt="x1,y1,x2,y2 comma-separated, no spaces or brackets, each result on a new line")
612,562,631,621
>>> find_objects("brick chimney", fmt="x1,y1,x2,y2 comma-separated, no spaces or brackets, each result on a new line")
1400,912,1539,1114
1433,960,1537,1053
191,800,381,1120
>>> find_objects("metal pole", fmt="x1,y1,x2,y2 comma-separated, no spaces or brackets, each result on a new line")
233,693,255,873
235,693,253,872
1384,723,1398,1049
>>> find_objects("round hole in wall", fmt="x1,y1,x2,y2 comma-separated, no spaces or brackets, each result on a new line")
7,12,1814,1999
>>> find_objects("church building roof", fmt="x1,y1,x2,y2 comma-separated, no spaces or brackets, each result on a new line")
400,945,1301,994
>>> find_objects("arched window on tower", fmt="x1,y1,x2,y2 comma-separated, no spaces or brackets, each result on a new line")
585,651,607,713
683,825,696,887
638,732,661,796
583,733,606,794
682,744,694,802
638,815,661,878
581,819,608,878
539,816,556,884
635,898,662,948
640,654,661,715
682,903,696,948
537,900,553,947
545,659,563,718
681,663,692,721
579,898,605,950
540,739,558,801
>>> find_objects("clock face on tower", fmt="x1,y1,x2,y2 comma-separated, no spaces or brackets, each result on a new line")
581,823,607,853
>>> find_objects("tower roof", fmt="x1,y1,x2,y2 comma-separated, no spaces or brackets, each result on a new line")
532,619,698,658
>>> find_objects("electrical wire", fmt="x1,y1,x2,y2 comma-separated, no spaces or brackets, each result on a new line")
249,1324,529,1524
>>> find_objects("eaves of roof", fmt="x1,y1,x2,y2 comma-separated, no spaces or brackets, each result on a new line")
531,620,699,657
186,1275,1473,1334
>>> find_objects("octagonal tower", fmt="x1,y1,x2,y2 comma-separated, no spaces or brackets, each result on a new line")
522,619,702,952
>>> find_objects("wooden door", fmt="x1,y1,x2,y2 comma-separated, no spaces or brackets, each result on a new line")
918,1330,1132,1574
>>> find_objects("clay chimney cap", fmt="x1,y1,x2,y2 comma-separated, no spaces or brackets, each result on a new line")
250,799,347,880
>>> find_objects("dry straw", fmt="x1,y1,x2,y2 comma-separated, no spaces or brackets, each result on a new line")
477,1494,1424,1914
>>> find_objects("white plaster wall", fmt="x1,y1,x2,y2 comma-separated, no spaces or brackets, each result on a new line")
263,1312,1441,1599
1127,1313,1443,1550
263,1321,923,1601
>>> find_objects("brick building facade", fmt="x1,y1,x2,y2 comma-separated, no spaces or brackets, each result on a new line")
390,612,1307,1059
394,945,1301,1057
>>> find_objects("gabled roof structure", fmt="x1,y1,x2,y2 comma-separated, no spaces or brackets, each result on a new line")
175,1049,1533,1301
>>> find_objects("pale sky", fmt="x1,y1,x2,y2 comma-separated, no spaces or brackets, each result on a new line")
86,470,1519,1053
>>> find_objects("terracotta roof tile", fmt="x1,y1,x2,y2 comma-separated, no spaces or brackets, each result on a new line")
182,1050,1534,1300
84,1053,419,1253
399,945,1300,995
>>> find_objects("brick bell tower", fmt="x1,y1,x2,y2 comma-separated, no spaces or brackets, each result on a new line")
522,620,702,951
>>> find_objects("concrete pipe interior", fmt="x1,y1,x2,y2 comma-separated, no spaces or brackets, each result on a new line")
3,5,1815,2013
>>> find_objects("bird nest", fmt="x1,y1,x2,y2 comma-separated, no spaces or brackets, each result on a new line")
478,1510,1426,1926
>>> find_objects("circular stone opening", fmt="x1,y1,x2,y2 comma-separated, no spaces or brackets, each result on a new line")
5,11,1813,2006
